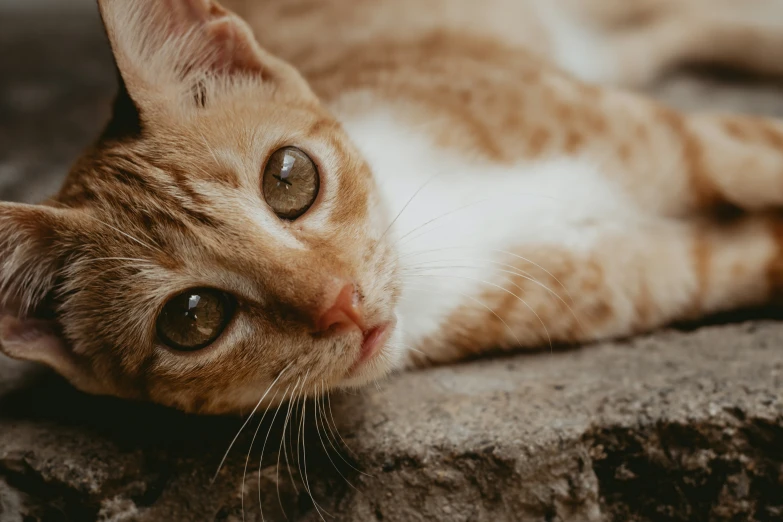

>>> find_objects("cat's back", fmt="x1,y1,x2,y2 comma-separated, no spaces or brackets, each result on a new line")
229,0,552,55
227,0,558,99
224,0,600,163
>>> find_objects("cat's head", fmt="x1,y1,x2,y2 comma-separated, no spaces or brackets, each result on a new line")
0,0,403,414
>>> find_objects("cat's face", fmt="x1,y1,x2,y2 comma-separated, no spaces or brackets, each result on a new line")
0,0,403,413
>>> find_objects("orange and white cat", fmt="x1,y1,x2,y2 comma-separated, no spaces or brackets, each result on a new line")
2,0,783,414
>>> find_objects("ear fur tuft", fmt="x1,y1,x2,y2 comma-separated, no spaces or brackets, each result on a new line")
0,203,76,316
98,0,270,108
0,203,104,394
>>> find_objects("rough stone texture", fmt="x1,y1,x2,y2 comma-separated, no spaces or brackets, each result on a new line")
2,3,783,521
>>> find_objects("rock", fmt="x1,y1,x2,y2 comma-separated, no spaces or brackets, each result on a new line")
1,2,783,521
0,323,782,521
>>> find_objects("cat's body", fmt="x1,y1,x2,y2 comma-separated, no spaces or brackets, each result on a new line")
237,0,783,364
2,0,783,413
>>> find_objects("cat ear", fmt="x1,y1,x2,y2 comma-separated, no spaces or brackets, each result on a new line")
0,203,100,393
97,0,311,120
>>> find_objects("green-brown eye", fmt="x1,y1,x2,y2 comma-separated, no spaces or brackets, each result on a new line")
262,147,320,219
157,289,235,351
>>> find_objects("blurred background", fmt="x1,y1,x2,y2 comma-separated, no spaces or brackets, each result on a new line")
0,0,113,202
3,0,783,202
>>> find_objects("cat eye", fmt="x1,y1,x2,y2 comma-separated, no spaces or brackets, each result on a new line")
157,289,235,352
262,147,320,219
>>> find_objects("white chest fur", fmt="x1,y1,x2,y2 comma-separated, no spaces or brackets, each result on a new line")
338,107,636,347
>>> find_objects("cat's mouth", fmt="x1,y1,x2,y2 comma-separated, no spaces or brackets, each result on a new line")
347,322,393,375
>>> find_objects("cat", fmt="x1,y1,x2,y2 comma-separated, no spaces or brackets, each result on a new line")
2,0,783,414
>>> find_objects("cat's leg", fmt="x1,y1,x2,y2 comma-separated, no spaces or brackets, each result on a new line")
522,78,783,217
548,0,783,86
409,214,783,365
609,102,783,215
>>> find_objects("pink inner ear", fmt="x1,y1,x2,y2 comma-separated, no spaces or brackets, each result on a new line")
166,0,265,75
176,0,230,22
166,0,226,26
0,314,71,370
0,314,104,395
208,19,267,75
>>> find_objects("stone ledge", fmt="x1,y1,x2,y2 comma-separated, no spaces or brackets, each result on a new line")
0,322,781,521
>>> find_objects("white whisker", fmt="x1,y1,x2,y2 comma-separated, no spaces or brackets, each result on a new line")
299,387,333,521
375,170,447,246
79,256,153,265
294,370,311,499
322,392,379,478
402,259,583,332
324,391,360,462
318,383,374,478
84,214,162,254
258,383,292,522
279,376,302,500
78,263,156,289
406,273,552,349
242,387,281,522
198,130,222,167
277,377,301,519
314,381,359,491
399,245,575,303
213,363,291,483
399,280,522,347
393,198,492,245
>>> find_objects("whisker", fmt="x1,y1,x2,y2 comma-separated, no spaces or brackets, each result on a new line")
400,279,523,347
299,388,333,521
406,273,552,350
198,130,222,167
279,377,302,499
402,344,428,357
324,390,356,459
314,381,359,491
399,245,575,303
258,383,292,522
391,190,565,249
488,247,575,304
402,259,583,333
394,342,431,367
317,385,373,477
213,363,292,483
395,220,459,250
293,397,303,491
323,391,376,479
83,214,162,254
79,263,157,289
393,199,492,245
375,170,447,247
277,378,301,519
242,387,281,522
78,256,153,265
294,371,311,500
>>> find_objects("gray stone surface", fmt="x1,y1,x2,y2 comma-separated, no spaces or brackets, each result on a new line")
1,3,783,522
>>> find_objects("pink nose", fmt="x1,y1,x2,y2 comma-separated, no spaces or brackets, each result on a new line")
315,283,365,334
